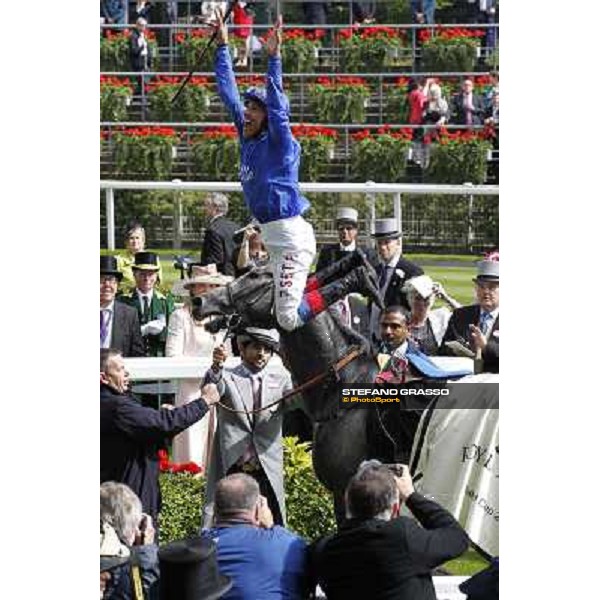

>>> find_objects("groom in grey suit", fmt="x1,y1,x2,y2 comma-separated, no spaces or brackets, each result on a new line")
203,327,294,527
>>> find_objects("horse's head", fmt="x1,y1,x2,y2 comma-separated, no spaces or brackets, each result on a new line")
191,265,276,329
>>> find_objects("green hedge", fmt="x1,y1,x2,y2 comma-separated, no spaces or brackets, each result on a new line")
159,437,336,544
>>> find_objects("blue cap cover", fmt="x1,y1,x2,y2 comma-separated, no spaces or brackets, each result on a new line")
243,87,267,106
406,346,472,379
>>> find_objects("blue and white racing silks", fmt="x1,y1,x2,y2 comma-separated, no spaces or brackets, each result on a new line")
214,45,311,224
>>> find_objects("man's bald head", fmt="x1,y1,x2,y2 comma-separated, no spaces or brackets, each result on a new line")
214,473,260,520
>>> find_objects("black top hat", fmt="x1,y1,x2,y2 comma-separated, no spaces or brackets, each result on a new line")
100,255,123,281
132,251,160,271
159,537,232,600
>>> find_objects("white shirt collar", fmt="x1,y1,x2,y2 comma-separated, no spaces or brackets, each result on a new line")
386,250,403,268
483,307,499,319
100,300,115,312
136,289,154,304
340,240,356,252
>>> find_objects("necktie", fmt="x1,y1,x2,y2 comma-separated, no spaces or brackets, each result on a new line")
479,311,493,335
100,310,109,346
379,265,392,289
252,376,262,414
142,296,150,323
465,94,473,125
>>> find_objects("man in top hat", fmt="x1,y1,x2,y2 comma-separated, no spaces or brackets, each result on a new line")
200,192,240,277
441,259,499,373
100,256,144,357
120,251,175,358
203,327,294,528
369,219,424,348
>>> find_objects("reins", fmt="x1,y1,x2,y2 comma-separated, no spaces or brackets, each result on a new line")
215,345,365,415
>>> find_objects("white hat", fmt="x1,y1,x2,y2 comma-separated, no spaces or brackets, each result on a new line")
402,275,434,298
336,207,358,225
172,264,233,296
372,218,402,239
474,260,499,282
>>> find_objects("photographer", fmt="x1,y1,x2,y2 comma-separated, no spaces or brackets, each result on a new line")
100,482,159,600
231,223,269,277
310,461,469,600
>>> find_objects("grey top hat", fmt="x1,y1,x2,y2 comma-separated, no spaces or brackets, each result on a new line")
237,327,280,352
372,218,402,240
336,207,358,225
474,260,499,282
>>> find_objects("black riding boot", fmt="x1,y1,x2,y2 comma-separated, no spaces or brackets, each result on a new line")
299,266,384,323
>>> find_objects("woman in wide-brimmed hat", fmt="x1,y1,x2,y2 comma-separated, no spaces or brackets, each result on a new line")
166,265,233,467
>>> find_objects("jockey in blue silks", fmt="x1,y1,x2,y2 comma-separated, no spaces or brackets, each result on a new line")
212,12,381,331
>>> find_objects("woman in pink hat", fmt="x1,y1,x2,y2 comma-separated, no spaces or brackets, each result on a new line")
166,265,233,467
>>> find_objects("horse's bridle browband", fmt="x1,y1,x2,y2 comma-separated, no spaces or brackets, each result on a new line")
215,345,365,416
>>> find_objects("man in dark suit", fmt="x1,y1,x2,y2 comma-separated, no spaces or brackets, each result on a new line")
310,461,468,600
120,251,175,357
200,193,240,277
369,219,424,348
100,348,219,520
450,78,486,126
100,256,145,357
129,17,153,72
441,259,499,373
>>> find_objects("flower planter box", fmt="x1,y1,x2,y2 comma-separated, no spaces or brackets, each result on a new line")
100,29,159,71
420,27,486,72
147,76,212,122
113,126,179,180
338,26,407,72
309,77,370,124
176,30,243,71
279,29,325,73
100,76,134,121
190,126,240,181
292,125,338,181
351,127,413,182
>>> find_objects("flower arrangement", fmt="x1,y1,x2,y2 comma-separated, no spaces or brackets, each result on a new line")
100,28,158,71
100,76,134,121
113,126,179,179
351,126,413,182
386,76,411,123
147,75,212,122
425,126,494,184
420,27,486,72
309,77,370,124
278,28,325,73
292,125,338,181
176,29,243,71
191,125,240,180
338,26,407,72
158,449,202,475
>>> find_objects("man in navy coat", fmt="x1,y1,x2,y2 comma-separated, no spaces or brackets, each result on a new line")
100,348,219,520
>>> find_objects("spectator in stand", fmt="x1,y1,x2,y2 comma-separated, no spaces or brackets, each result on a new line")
100,521,131,599
407,78,431,168
116,221,163,295
352,2,377,25
133,0,152,21
101,0,127,25
120,252,174,357
129,17,152,72
485,90,499,126
231,223,269,277
450,78,486,127
100,482,159,600
200,193,240,277
441,259,499,373
411,0,436,24
369,219,424,348
100,256,145,357
202,327,294,527
303,2,329,26
100,347,220,520
199,1,227,25
202,474,309,599
421,82,448,167
478,0,498,55
232,2,255,68
402,275,460,356
310,461,469,600
166,264,233,467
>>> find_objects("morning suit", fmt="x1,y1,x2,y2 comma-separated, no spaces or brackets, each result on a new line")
441,304,499,373
121,289,175,357
100,383,210,519
378,258,424,310
203,362,294,527
450,92,486,126
310,492,469,600
110,300,145,357
315,244,379,272
200,214,240,276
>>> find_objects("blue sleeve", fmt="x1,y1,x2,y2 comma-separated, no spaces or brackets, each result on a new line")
215,45,244,137
266,56,294,150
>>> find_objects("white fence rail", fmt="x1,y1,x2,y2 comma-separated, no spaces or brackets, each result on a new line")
100,180,499,251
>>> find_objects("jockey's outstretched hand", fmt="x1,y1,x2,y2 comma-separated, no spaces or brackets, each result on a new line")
213,7,228,46
265,14,283,58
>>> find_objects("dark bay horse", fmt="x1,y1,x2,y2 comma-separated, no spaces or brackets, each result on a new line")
193,266,388,515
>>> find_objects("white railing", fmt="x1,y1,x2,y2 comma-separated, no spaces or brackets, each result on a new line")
100,180,499,250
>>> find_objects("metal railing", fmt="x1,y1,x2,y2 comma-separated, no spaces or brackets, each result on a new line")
100,22,499,73
100,180,499,251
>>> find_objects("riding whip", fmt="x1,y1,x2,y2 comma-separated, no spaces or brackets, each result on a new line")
171,0,239,105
